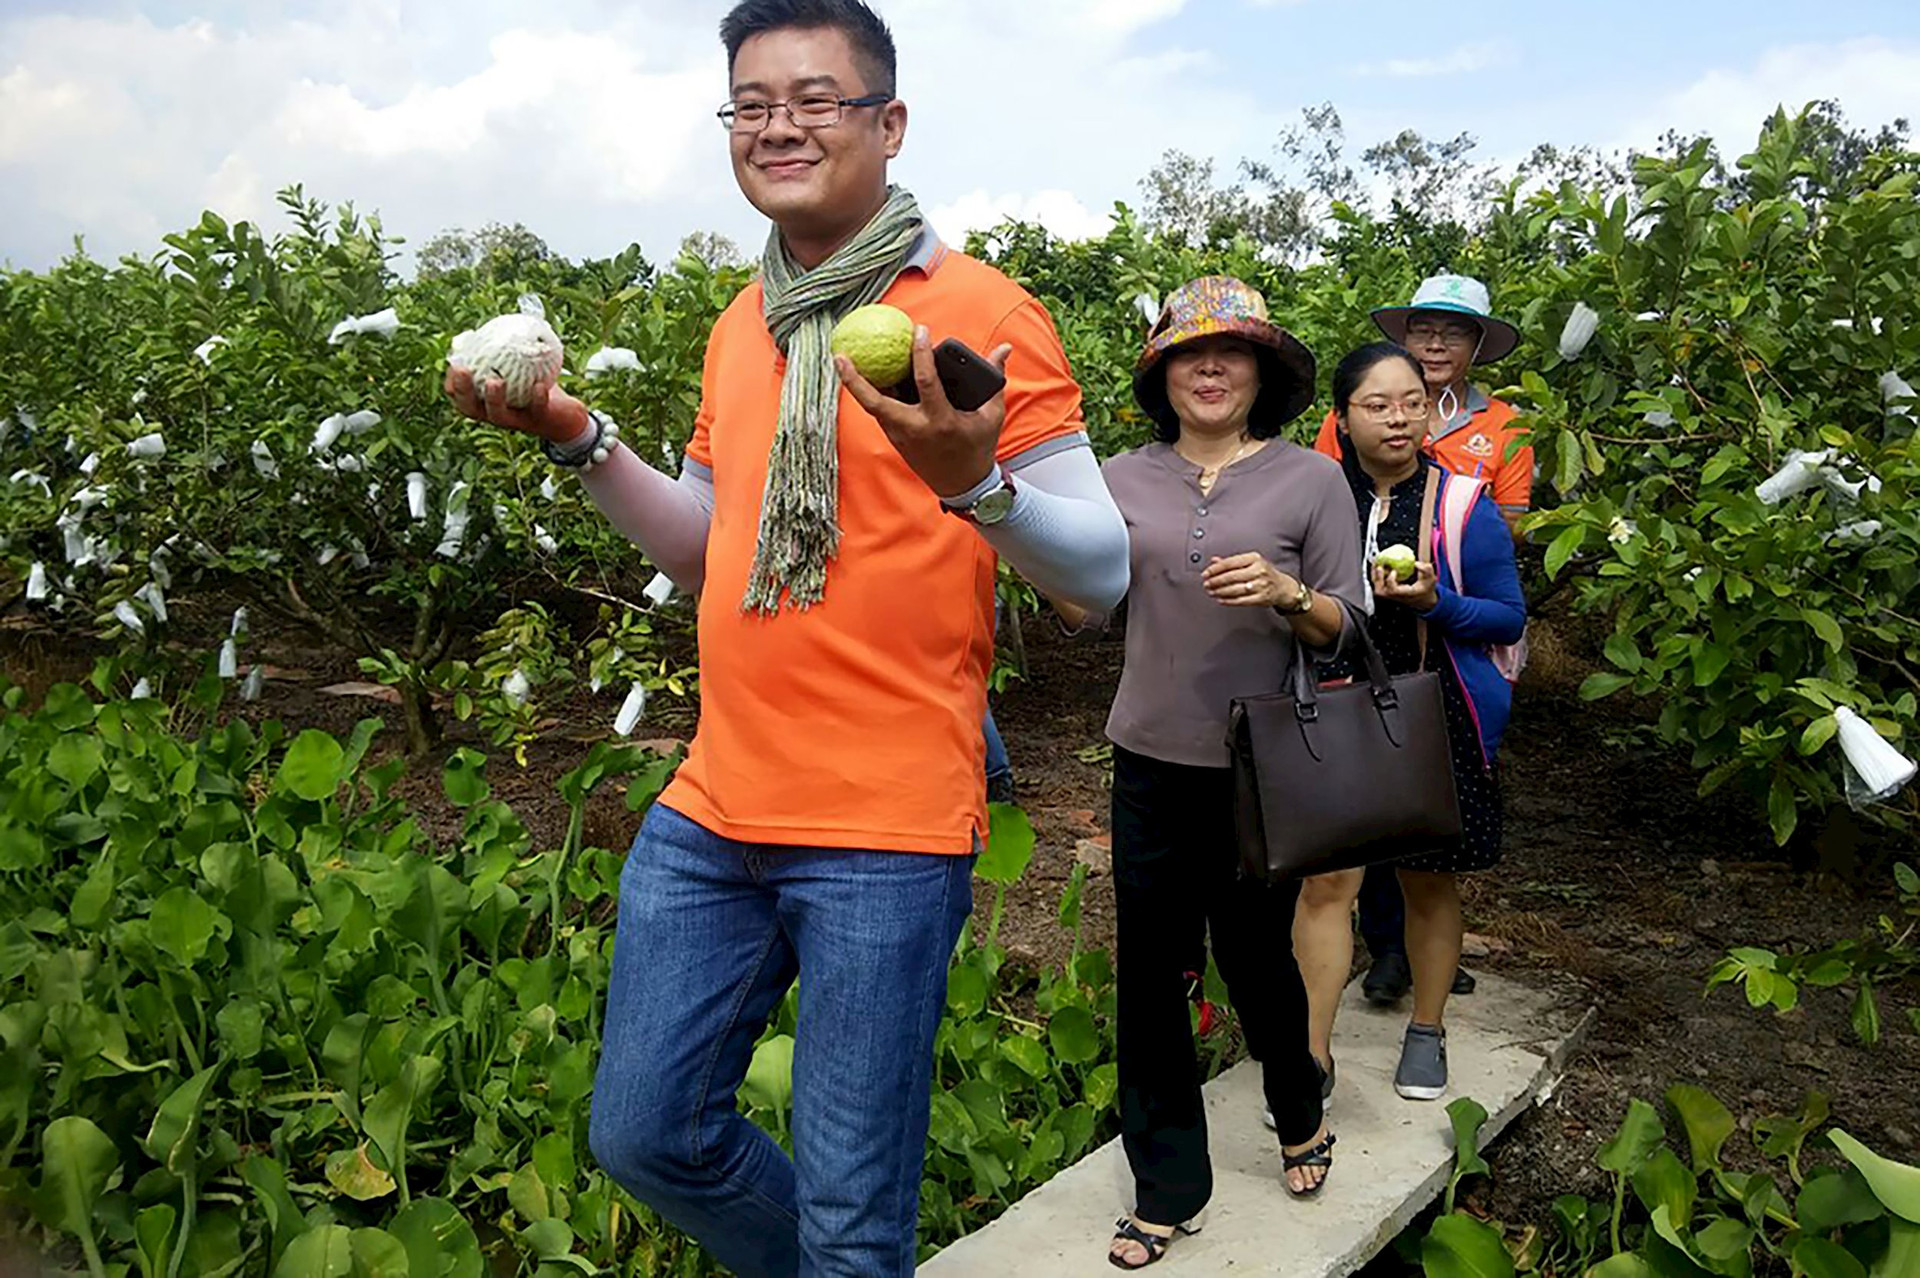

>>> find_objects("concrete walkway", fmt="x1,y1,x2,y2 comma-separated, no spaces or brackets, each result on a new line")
920,970,1589,1277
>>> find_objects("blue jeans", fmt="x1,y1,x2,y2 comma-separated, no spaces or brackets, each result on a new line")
982,707,1011,788
588,803,975,1277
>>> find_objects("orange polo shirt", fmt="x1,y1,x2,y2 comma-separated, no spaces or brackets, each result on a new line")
659,247,1084,854
1313,390,1533,513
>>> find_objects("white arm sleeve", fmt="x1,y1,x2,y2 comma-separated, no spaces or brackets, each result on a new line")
575,443,713,594
969,443,1129,612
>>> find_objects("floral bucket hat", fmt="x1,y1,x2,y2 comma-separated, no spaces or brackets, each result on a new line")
1370,273,1520,365
1132,276,1318,432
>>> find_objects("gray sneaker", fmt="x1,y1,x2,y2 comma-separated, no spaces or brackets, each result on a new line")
1394,1024,1448,1101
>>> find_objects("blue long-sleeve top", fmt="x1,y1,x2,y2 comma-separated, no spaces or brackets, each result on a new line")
1420,473,1526,759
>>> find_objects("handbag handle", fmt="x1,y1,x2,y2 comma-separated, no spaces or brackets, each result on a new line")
1281,617,1409,758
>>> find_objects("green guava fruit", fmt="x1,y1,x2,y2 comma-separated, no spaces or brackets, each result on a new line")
1375,544,1419,583
831,304,915,386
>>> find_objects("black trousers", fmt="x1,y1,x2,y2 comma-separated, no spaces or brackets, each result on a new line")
1358,862,1407,960
1111,744,1324,1226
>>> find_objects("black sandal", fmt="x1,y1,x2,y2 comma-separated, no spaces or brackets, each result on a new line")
1282,1131,1337,1197
1108,1217,1197,1269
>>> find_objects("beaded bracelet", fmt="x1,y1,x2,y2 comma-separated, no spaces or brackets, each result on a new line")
542,410,621,471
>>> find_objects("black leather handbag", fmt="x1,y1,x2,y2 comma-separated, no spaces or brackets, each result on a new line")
1226,471,1462,879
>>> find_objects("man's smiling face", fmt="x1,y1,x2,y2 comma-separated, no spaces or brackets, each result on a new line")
727,25,905,260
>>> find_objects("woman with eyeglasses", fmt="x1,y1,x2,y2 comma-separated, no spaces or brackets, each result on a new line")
1308,274,1531,1013
1291,343,1525,1105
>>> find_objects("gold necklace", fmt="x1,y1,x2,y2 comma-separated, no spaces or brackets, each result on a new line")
1188,433,1253,494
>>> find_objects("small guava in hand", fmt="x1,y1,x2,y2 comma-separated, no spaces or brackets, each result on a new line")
1375,544,1419,583
831,304,915,387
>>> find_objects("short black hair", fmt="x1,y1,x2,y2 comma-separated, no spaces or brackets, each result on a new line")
1331,342,1425,418
721,0,897,97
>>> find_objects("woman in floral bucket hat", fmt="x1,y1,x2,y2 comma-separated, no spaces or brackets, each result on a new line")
1053,277,1364,1266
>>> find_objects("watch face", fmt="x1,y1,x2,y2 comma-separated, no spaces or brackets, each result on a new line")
973,486,1016,525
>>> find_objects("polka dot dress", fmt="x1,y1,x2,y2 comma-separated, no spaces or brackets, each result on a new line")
1327,456,1503,873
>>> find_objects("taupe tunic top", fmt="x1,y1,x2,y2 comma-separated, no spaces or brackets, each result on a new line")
1101,440,1365,768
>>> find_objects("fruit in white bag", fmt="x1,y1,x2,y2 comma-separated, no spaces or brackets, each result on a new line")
449,314,564,408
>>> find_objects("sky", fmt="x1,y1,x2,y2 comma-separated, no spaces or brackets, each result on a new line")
3,0,1918,274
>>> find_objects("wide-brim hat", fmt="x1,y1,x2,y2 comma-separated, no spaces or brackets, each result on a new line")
1133,276,1317,431
1371,273,1521,365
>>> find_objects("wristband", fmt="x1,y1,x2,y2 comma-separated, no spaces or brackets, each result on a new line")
543,410,620,471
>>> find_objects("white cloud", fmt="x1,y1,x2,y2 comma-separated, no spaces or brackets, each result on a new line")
928,189,1113,245
1,0,1274,273
1619,37,1920,155
1357,42,1509,79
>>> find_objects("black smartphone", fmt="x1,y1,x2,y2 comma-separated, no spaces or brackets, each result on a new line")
889,338,1007,412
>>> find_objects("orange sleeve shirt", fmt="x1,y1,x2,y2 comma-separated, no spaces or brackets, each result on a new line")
1312,396,1534,511
667,251,1084,854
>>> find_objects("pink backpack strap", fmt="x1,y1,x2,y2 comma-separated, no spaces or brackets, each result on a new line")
1436,471,1487,592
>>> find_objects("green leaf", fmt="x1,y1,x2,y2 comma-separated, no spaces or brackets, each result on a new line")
1604,633,1644,673
1876,1219,1920,1278
1850,983,1882,1046
945,962,988,1020
38,1115,120,1236
978,804,1035,886
1544,524,1587,577
1632,1147,1697,1230
1797,1168,1885,1233
277,729,346,801
149,884,222,967
1445,1097,1491,1211
1598,1098,1665,1174
1794,1237,1867,1278
1800,715,1839,755
363,1057,442,1200
386,1199,483,1278
48,734,105,790
1829,1130,1920,1223
1582,673,1635,701
441,749,489,807
1667,1085,1735,1172
530,1132,575,1192
1894,863,1918,896
325,1145,396,1201
134,1203,178,1278
241,1156,310,1266
740,1034,794,1116
1801,607,1844,651
348,1228,410,1278
274,1224,355,1278
1419,1213,1515,1278
1047,1006,1101,1065
1084,1063,1118,1111
999,1034,1050,1079
507,1164,551,1223
143,1064,221,1173
1693,1216,1752,1262
1768,775,1798,846
1586,1257,1654,1278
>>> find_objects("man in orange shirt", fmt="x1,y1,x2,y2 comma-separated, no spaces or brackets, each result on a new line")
1312,273,1532,530
1312,274,1530,1008
445,2,1127,1274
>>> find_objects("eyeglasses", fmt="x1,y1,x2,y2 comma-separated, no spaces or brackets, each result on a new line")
1352,398,1431,421
1402,321,1480,349
718,92,893,133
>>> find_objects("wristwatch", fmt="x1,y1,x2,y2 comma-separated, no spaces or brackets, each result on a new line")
1276,579,1315,615
944,467,1018,526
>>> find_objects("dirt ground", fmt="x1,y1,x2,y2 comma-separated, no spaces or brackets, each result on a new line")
7,591,1918,1263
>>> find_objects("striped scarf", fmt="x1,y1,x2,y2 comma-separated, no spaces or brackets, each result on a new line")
744,186,925,614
